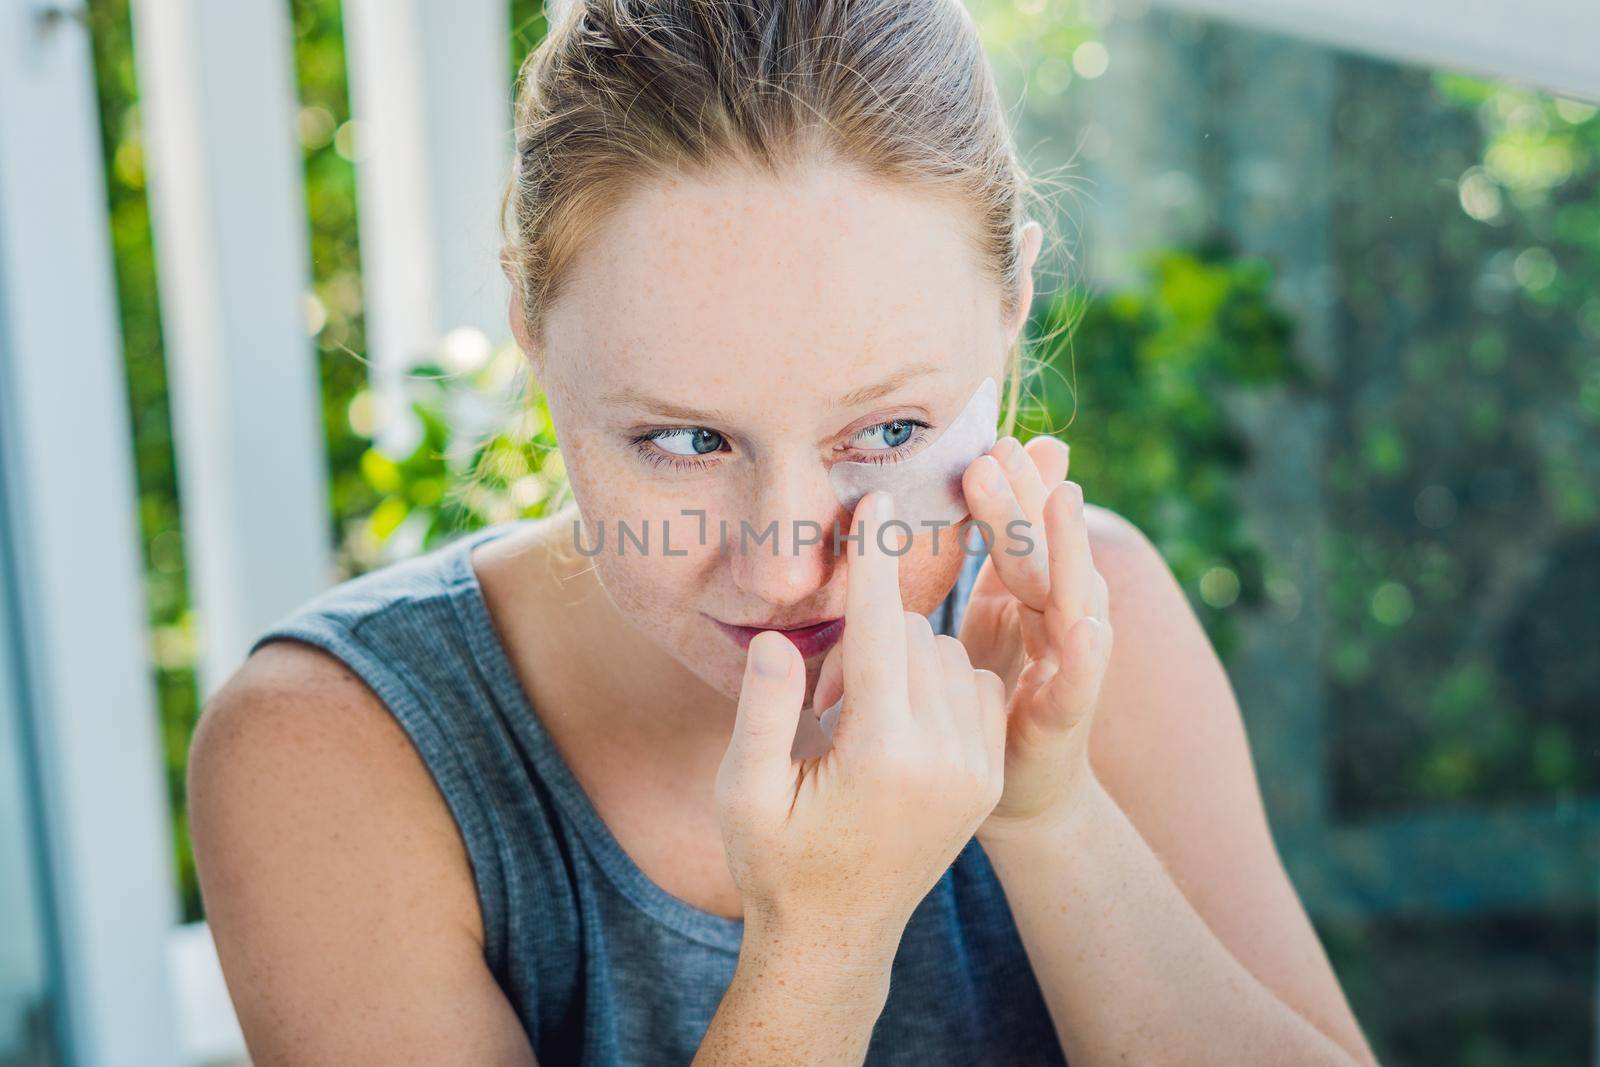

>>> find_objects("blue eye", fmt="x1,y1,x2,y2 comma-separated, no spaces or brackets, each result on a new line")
851,418,932,464
651,427,724,457
631,427,727,471
857,419,918,450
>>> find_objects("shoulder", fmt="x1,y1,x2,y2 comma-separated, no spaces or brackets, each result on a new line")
189,639,477,911
192,636,451,792
187,642,515,1059
1084,502,1168,589
189,638,484,935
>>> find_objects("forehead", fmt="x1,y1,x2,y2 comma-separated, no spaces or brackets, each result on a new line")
544,163,996,396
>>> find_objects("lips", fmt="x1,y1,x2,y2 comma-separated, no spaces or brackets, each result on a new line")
712,616,846,659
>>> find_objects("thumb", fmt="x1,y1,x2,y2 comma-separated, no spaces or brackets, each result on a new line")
725,630,806,793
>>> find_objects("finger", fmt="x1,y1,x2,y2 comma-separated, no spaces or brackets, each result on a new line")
724,630,805,801
1025,434,1071,486
934,634,983,767
1089,566,1111,627
962,454,1050,610
904,612,948,733
1037,614,1112,734
973,667,1008,779
991,436,1051,526
838,490,910,742
1039,472,1107,624
1044,480,1095,626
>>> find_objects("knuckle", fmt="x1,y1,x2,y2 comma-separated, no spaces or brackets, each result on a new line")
932,734,966,769
889,759,937,797
875,737,923,779
953,761,987,800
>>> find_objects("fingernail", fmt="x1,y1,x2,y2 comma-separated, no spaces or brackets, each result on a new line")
980,456,1006,491
752,634,790,678
877,491,895,522
1000,438,1026,471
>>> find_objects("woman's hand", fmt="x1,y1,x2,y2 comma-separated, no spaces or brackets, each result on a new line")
957,435,1114,838
715,489,1009,956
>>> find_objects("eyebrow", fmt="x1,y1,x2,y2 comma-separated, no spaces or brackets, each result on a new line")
602,360,948,424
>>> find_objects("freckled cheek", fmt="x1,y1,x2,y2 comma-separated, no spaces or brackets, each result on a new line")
558,433,653,521
559,430,738,534
591,554,687,621
892,528,970,617
592,551,751,700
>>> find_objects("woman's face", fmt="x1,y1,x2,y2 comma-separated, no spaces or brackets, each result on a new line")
519,163,1035,703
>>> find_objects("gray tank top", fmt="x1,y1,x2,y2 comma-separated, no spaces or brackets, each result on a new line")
249,519,1067,1065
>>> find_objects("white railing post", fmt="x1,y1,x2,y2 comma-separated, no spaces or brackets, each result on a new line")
129,0,333,704
0,3,180,1064
342,0,513,458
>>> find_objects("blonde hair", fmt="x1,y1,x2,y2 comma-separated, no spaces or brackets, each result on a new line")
495,1,1066,545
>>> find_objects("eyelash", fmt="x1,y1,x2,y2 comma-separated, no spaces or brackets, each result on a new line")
630,419,934,473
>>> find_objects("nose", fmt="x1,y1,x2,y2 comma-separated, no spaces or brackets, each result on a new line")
726,454,845,610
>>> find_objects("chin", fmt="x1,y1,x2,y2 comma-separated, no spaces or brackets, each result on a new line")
678,629,825,706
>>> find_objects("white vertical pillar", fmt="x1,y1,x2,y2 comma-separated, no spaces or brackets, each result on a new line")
0,4,180,1065
129,0,333,702
342,0,513,456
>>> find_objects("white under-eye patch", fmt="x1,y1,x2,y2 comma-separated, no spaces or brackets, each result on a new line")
827,375,999,530
789,376,1000,761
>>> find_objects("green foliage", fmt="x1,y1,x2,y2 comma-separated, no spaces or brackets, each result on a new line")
1322,64,1600,816
340,347,568,562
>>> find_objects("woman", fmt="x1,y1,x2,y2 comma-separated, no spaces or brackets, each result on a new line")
188,0,1379,1063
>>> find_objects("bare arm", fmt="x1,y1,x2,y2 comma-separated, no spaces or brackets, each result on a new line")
983,771,1364,1066
189,641,540,1066
694,910,896,1065
977,509,1377,1066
